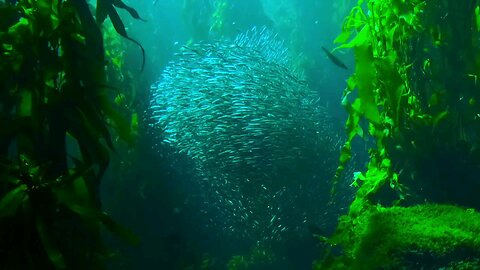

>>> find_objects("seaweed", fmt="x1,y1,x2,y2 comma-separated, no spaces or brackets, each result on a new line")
0,0,142,268
321,0,480,268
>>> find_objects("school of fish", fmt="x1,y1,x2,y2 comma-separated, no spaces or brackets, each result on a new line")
148,26,340,243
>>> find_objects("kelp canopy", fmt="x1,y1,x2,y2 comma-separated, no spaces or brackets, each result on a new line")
0,0,140,269
320,0,480,268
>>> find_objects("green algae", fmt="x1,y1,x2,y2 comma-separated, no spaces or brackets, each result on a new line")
317,204,480,269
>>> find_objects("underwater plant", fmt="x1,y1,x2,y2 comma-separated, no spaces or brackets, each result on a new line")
320,0,480,268
317,204,480,269
0,0,142,268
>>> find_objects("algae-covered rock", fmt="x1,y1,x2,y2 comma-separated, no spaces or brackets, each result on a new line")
317,204,480,269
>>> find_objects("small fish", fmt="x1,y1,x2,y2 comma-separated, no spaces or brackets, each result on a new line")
148,26,340,242
270,214,277,223
321,46,348,69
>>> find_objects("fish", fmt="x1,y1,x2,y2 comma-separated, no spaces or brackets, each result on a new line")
321,46,349,69
147,26,340,243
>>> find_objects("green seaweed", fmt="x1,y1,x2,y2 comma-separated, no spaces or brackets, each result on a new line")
324,0,480,268
0,0,141,268
316,204,480,269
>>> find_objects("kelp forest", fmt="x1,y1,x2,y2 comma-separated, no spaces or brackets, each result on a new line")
320,0,480,269
2,0,480,269
0,0,139,268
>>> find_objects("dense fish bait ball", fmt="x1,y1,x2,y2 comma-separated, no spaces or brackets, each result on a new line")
149,27,334,181
148,27,339,242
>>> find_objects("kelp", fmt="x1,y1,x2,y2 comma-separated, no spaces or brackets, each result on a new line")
96,0,146,71
0,0,141,268
322,0,480,268
330,0,425,211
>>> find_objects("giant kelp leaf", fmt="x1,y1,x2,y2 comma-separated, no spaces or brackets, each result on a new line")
80,102,114,149
53,165,94,208
345,112,359,145
64,106,111,181
97,210,140,245
354,45,380,124
112,0,146,21
107,5,127,37
96,0,110,24
36,216,66,269
97,0,146,23
348,101,365,138
53,176,91,206
352,6,366,29
37,0,60,30
339,142,352,164
0,4,20,31
107,5,145,71
363,165,389,195
70,0,106,81
64,106,101,141
333,143,351,194
385,24,399,50
391,0,409,17
37,0,53,15
345,75,357,94
333,26,353,44
0,184,27,219
71,176,90,205
334,28,352,44
334,77,362,186
336,24,370,50
333,108,361,187
53,170,139,245
61,199,139,245
7,16,29,43
75,135,110,182
104,103,135,146
334,6,366,44
376,53,406,125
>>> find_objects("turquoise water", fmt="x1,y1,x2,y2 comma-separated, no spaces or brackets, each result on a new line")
101,0,358,269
